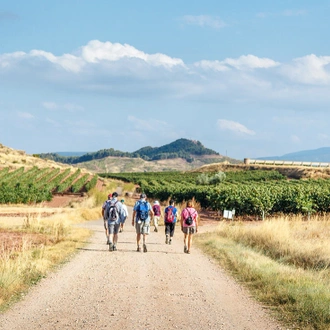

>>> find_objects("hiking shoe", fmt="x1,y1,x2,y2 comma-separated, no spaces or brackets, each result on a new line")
137,246,141,252
169,239,172,245
143,244,147,253
165,236,169,244
106,239,110,245
113,245,117,251
109,242,113,251
187,250,191,254
184,246,188,253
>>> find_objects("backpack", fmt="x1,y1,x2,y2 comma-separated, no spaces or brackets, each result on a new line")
152,204,161,216
136,201,149,221
106,201,119,221
184,208,194,226
165,206,175,223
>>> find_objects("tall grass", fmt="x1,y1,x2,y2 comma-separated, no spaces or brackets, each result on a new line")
195,217,330,329
0,199,101,311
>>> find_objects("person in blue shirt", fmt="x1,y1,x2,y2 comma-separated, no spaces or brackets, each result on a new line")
164,199,178,245
132,193,153,253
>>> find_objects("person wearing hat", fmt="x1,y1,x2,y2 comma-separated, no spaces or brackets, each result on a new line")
132,193,153,252
101,193,112,244
152,200,162,232
119,199,128,233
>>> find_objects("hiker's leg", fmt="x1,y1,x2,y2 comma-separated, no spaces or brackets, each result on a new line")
154,216,159,231
187,233,193,251
104,220,109,242
170,223,175,238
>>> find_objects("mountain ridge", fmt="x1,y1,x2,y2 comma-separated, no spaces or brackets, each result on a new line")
257,147,330,162
38,138,224,165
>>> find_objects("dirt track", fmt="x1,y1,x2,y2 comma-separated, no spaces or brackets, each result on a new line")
0,211,283,330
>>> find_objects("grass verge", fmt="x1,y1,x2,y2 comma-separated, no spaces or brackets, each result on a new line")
195,219,330,330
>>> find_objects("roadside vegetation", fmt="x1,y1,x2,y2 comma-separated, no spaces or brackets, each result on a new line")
0,182,115,312
195,217,330,330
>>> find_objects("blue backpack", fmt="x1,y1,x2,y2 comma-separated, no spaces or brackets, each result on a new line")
136,201,149,221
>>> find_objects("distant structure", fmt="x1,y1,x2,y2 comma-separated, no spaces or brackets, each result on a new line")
244,158,330,168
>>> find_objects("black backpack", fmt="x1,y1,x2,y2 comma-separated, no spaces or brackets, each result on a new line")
106,201,119,221
184,208,194,226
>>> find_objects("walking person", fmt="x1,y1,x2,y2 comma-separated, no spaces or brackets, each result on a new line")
180,200,198,254
119,199,128,233
152,200,162,232
132,193,153,253
164,199,178,245
101,193,112,244
104,192,126,251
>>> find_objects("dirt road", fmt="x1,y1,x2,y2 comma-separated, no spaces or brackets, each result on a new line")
0,213,283,330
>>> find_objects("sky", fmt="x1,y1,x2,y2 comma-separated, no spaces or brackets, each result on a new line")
1,0,330,160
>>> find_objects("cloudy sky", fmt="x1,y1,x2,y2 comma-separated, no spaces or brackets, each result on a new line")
1,0,330,160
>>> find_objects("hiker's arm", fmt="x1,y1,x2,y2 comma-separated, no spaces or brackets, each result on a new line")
132,210,136,226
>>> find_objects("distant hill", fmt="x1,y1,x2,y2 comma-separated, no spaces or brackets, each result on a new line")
37,138,240,172
258,147,330,162
38,139,222,164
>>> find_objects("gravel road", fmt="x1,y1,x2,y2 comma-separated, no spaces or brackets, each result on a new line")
0,210,283,330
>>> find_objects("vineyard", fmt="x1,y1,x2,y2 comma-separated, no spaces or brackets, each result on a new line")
0,166,98,204
102,170,330,217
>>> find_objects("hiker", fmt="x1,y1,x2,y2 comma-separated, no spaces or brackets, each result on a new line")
120,199,128,232
132,193,153,252
180,200,198,254
101,193,112,244
152,200,162,232
104,192,126,251
164,199,178,245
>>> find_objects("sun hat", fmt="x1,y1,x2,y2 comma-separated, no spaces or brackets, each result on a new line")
121,199,124,203
153,200,159,205
108,193,112,198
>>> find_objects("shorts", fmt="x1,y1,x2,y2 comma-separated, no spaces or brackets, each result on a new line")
182,226,196,235
135,221,150,235
108,222,120,235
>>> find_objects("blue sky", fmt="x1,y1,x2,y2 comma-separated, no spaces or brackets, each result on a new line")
1,0,330,160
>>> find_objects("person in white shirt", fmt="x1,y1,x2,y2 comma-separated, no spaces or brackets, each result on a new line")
120,199,128,232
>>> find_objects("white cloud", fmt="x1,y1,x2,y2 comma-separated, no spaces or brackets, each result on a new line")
42,102,58,110
217,119,256,136
281,54,330,85
2,40,330,108
17,112,34,119
195,55,279,71
181,15,226,29
80,40,184,68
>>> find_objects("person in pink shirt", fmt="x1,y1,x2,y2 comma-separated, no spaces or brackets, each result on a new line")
180,200,198,254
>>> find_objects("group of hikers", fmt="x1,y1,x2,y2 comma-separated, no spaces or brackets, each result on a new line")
102,192,198,254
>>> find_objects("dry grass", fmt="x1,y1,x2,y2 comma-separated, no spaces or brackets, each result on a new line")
195,216,330,329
